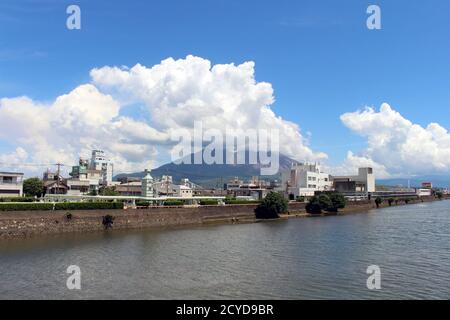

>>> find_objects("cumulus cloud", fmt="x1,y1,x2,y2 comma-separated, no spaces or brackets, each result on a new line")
0,84,160,174
91,55,326,161
340,103,450,177
0,55,324,175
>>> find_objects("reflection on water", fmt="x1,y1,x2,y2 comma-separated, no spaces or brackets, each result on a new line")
1,201,450,299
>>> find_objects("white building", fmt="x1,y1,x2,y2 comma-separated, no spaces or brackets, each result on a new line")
173,185,193,198
281,163,332,197
90,150,114,186
332,168,376,194
0,172,24,197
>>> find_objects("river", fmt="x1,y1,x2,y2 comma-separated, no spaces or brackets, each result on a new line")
1,200,450,299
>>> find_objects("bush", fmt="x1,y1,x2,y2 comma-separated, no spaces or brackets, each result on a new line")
387,198,395,206
0,197,36,202
306,194,332,214
436,191,444,200
163,200,184,206
0,202,54,211
328,193,346,212
225,199,261,205
254,192,288,219
102,215,115,229
199,199,219,206
375,197,383,208
306,192,346,214
296,196,306,202
54,202,124,210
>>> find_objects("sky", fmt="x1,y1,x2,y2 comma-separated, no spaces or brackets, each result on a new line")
0,0,450,178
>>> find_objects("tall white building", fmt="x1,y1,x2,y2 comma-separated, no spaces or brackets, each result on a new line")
281,163,332,197
90,150,114,186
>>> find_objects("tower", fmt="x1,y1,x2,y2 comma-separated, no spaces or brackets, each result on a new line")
141,169,155,198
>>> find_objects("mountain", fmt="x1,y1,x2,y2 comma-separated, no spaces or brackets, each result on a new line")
378,175,450,188
114,152,298,187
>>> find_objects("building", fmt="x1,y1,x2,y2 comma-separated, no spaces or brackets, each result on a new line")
332,168,376,194
115,181,142,196
68,158,102,194
421,182,433,189
0,172,24,197
225,176,273,200
172,184,193,198
141,169,155,197
281,163,332,198
90,150,114,186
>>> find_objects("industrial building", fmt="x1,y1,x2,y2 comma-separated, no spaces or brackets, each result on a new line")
332,168,376,194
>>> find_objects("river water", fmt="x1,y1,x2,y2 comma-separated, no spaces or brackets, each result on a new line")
1,200,450,299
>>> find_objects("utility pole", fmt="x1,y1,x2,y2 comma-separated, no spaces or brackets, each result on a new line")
55,163,62,194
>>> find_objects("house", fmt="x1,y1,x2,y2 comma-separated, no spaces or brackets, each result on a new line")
0,172,24,197
280,163,332,198
115,181,142,196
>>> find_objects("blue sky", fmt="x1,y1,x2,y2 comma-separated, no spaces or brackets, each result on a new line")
1,0,450,176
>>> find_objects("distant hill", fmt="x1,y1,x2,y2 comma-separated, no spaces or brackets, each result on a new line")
378,175,450,188
114,152,298,188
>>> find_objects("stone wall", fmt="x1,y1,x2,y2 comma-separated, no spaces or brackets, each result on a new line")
0,197,444,239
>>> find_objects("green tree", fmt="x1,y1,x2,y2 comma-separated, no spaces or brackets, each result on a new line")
255,192,288,219
305,194,333,214
328,193,347,212
436,191,443,200
23,177,44,198
375,197,383,208
99,187,119,196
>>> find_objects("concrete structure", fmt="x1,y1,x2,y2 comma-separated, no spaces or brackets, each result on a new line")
69,158,102,194
416,188,432,197
90,150,114,186
281,163,332,198
332,168,376,194
0,172,24,197
225,176,273,200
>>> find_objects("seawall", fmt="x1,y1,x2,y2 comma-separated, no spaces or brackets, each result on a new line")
0,197,444,239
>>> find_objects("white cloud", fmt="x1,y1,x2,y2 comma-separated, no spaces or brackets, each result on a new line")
340,103,450,177
0,55,325,176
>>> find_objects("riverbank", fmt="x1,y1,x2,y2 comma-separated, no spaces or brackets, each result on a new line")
0,196,446,239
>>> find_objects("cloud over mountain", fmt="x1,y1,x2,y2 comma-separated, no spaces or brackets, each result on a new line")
0,55,325,175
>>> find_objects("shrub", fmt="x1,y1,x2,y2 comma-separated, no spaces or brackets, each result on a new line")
54,202,124,210
0,202,54,211
255,192,288,219
199,199,219,206
436,191,444,200
0,197,36,203
225,199,261,205
306,194,332,214
163,200,184,206
102,215,115,229
375,197,383,208
387,198,395,206
328,193,346,212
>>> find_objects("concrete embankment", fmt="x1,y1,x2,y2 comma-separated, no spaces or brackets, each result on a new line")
0,197,445,239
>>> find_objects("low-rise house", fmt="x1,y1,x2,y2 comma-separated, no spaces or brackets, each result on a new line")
115,182,142,196
0,172,24,197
